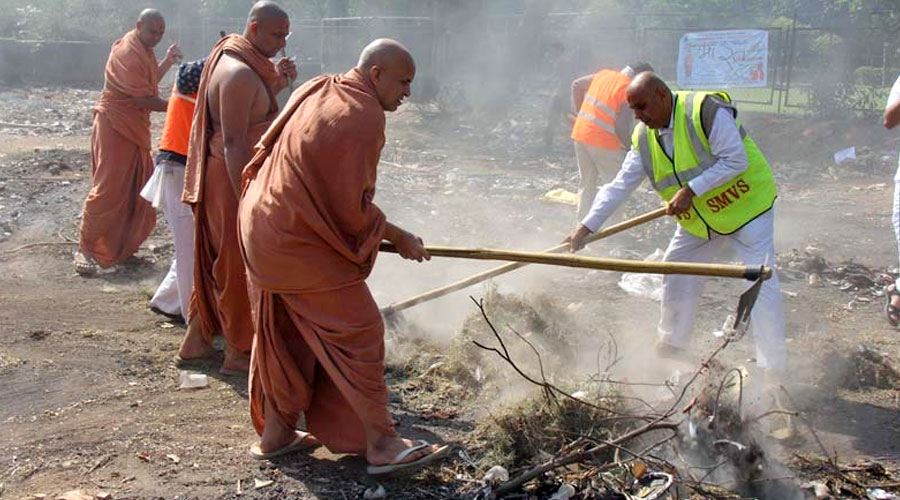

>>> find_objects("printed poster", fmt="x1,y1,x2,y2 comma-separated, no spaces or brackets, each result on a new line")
677,29,768,88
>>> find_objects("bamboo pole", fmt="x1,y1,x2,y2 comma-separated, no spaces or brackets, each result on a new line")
379,242,770,282
379,206,669,315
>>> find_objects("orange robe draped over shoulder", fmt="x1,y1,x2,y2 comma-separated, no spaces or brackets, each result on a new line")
238,69,394,454
79,29,158,267
181,35,281,353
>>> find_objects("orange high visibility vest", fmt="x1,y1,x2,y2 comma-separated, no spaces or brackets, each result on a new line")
571,69,632,150
157,86,197,158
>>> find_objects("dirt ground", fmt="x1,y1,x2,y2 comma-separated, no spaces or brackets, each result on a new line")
3,84,900,500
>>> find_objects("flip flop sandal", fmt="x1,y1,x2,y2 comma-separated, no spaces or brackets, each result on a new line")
249,433,321,460
366,440,451,475
884,284,900,327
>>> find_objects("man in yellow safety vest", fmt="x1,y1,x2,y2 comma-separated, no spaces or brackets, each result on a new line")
565,72,786,376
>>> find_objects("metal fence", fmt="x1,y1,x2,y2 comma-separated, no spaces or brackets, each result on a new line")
5,7,900,115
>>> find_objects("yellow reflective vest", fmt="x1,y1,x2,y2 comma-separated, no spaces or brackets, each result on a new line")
632,91,777,239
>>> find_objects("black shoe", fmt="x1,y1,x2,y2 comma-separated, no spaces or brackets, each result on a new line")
150,306,185,325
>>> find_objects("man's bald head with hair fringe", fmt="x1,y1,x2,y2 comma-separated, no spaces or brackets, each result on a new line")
625,71,674,130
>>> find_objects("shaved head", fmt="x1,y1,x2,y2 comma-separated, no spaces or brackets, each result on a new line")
135,8,165,49
625,72,673,130
247,1,288,25
357,38,414,72
137,8,164,24
356,39,416,112
244,1,290,58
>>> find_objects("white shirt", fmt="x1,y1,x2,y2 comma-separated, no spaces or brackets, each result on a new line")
581,94,749,232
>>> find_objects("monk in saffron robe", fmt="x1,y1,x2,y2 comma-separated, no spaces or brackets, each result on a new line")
238,39,450,474
75,9,181,275
177,1,297,374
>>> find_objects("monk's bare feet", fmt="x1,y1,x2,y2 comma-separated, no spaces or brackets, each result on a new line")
177,317,216,361
221,348,250,375
257,429,319,455
366,436,439,466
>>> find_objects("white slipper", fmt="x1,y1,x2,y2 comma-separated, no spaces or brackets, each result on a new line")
249,433,320,460
366,440,451,475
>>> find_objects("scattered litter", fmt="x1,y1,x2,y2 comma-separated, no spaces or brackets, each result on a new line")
363,484,386,499
165,453,180,464
95,493,112,500
633,472,675,500
178,371,209,390
253,479,273,490
633,460,647,479
801,480,831,500
834,146,857,164
566,302,582,312
482,465,509,485
618,249,665,301
868,488,898,500
56,490,92,500
771,426,794,441
548,483,575,500
780,248,894,302
541,188,578,206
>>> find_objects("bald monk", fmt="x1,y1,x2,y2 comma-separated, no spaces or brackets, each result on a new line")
238,39,450,473
74,9,182,275
177,1,297,374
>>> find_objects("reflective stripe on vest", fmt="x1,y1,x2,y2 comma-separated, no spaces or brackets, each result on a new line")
571,69,631,149
638,94,748,192
633,91,777,239
172,90,197,104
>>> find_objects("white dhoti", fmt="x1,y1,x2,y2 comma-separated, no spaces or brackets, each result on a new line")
574,142,624,220
657,208,786,371
143,159,195,321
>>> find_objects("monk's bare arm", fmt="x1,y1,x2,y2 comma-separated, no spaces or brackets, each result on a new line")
384,222,429,262
218,66,257,196
131,96,168,112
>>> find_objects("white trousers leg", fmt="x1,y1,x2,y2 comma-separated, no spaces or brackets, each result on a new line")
149,162,195,321
657,225,720,349
150,258,181,315
574,143,624,220
893,179,900,290
657,209,786,370
574,141,599,221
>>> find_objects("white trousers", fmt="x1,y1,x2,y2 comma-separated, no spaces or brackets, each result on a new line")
148,160,195,321
657,208,786,370
893,179,900,290
574,141,624,220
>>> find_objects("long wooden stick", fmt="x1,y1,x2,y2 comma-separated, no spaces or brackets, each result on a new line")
379,206,668,315
379,242,770,281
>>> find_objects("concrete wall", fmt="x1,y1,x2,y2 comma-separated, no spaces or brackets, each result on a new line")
0,38,109,87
